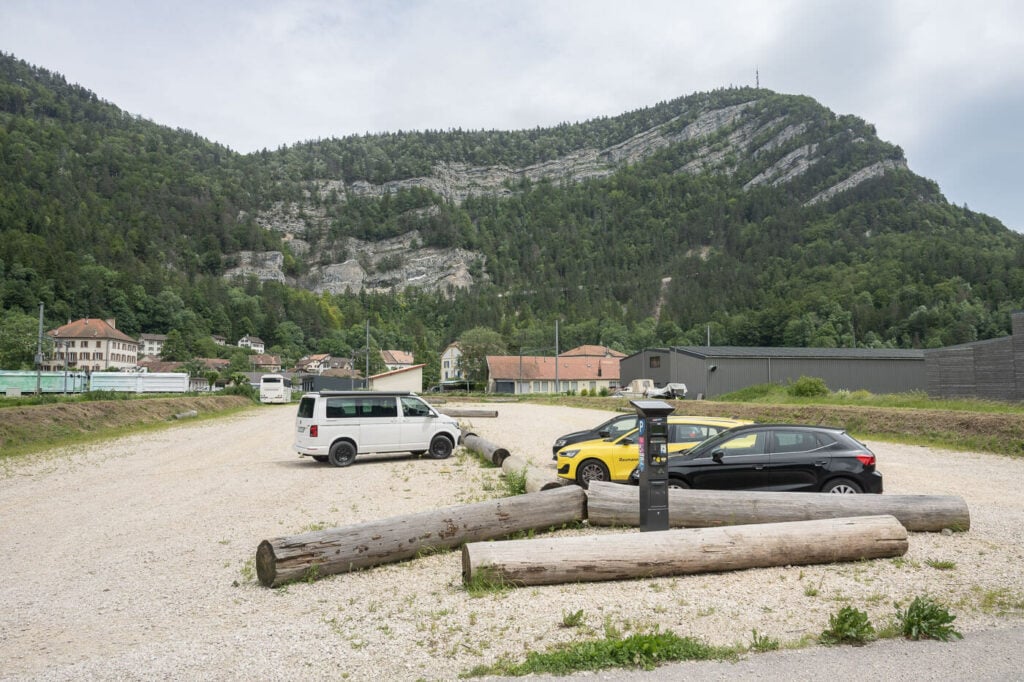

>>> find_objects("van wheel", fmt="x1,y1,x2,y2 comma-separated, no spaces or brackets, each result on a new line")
428,435,454,459
312,455,329,463
328,442,356,467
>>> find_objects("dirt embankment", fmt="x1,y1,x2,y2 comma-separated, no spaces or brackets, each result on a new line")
0,395,253,452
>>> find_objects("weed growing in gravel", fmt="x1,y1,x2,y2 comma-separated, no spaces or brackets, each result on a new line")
462,628,740,677
972,586,1024,615
501,467,528,496
924,558,956,570
464,567,514,597
896,596,962,641
819,606,876,646
749,629,780,652
239,559,255,582
561,609,586,628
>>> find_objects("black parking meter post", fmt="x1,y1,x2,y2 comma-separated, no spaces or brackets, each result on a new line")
630,399,676,532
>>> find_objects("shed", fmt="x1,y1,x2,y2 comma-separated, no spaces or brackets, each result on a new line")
620,346,926,399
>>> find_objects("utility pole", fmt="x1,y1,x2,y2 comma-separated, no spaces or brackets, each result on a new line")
34,302,44,395
554,320,560,394
365,319,370,389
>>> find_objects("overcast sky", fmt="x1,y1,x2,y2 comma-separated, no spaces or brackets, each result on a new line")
2,1,1022,231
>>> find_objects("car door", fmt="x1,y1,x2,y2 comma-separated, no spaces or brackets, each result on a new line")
399,395,435,451
605,429,641,481
356,396,400,452
686,429,771,490
768,429,833,491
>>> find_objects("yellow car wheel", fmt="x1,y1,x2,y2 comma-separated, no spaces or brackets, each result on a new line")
575,459,609,489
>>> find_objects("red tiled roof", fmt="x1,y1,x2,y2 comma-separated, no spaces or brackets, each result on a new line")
48,318,138,345
381,350,414,365
370,363,426,379
486,355,620,381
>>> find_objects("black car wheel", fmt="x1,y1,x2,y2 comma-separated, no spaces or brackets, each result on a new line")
575,459,609,488
666,477,690,489
328,441,357,467
312,455,329,463
428,435,454,459
822,477,862,494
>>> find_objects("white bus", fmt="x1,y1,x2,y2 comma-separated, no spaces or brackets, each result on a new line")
259,374,292,404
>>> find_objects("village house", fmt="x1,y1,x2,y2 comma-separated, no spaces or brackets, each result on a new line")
238,335,265,354
485,345,623,395
46,318,139,372
380,350,415,372
138,333,168,358
440,342,463,385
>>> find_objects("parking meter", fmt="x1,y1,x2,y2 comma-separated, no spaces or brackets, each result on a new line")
630,400,675,531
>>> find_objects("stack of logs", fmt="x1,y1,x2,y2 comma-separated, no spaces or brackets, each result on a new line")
256,438,970,589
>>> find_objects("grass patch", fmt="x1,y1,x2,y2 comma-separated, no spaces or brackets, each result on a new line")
501,467,528,496
924,558,957,570
463,629,740,677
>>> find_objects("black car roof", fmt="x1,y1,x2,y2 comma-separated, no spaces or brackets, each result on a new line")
720,423,846,433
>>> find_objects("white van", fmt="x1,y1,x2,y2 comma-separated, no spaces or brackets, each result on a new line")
294,391,461,467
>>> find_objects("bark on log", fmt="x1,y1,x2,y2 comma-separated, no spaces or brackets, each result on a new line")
443,408,499,418
585,481,970,532
500,454,566,493
256,485,586,587
462,515,908,586
462,433,510,465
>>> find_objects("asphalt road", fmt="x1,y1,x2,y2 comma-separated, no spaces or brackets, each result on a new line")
486,626,1024,681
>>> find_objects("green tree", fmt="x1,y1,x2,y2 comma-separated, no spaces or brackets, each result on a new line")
457,326,507,388
160,329,190,361
0,308,41,369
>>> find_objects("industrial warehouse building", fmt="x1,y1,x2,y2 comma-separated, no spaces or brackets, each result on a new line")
620,346,926,399
924,311,1024,401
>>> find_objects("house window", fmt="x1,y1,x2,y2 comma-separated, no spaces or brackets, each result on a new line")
649,355,661,369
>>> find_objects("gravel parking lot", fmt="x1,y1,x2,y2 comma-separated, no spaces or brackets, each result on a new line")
1,401,1022,680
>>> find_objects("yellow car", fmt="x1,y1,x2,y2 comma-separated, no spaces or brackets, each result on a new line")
556,416,752,487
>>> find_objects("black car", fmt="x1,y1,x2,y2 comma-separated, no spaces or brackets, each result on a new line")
552,413,638,459
631,423,882,493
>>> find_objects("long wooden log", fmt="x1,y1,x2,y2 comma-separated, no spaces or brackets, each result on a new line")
500,454,565,493
256,485,586,587
443,408,499,418
585,481,970,532
462,515,908,586
462,432,510,465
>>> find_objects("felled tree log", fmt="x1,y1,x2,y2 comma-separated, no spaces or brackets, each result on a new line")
500,453,566,493
585,481,970,532
256,485,586,587
442,408,499,418
463,432,510,465
462,515,908,586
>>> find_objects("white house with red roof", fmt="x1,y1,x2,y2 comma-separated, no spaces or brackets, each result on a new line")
46,318,140,372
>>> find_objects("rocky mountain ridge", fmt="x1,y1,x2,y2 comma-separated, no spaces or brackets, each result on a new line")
232,95,906,295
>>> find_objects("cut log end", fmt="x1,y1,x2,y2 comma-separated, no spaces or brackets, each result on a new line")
255,540,277,587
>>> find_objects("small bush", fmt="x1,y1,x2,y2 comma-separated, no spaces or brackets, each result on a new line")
561,609,586,628
820,606,876,646
896,597,962,641
787,376,829,397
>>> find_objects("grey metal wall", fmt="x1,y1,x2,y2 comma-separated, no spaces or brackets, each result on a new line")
622,350,926,398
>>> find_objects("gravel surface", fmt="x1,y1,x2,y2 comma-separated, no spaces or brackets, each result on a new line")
1,401,1022,681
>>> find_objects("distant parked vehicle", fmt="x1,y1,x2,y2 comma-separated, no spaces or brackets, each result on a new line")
259,374,291,404
646,382,688,399
630,423,883,494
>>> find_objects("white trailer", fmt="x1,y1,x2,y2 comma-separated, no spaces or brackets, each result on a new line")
89,372,190,393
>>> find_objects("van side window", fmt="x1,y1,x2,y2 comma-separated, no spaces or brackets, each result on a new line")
400,396,431,417
360,397,397,418
325,398,357,418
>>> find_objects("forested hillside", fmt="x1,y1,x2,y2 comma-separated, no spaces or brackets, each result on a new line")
2,50,1023,373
